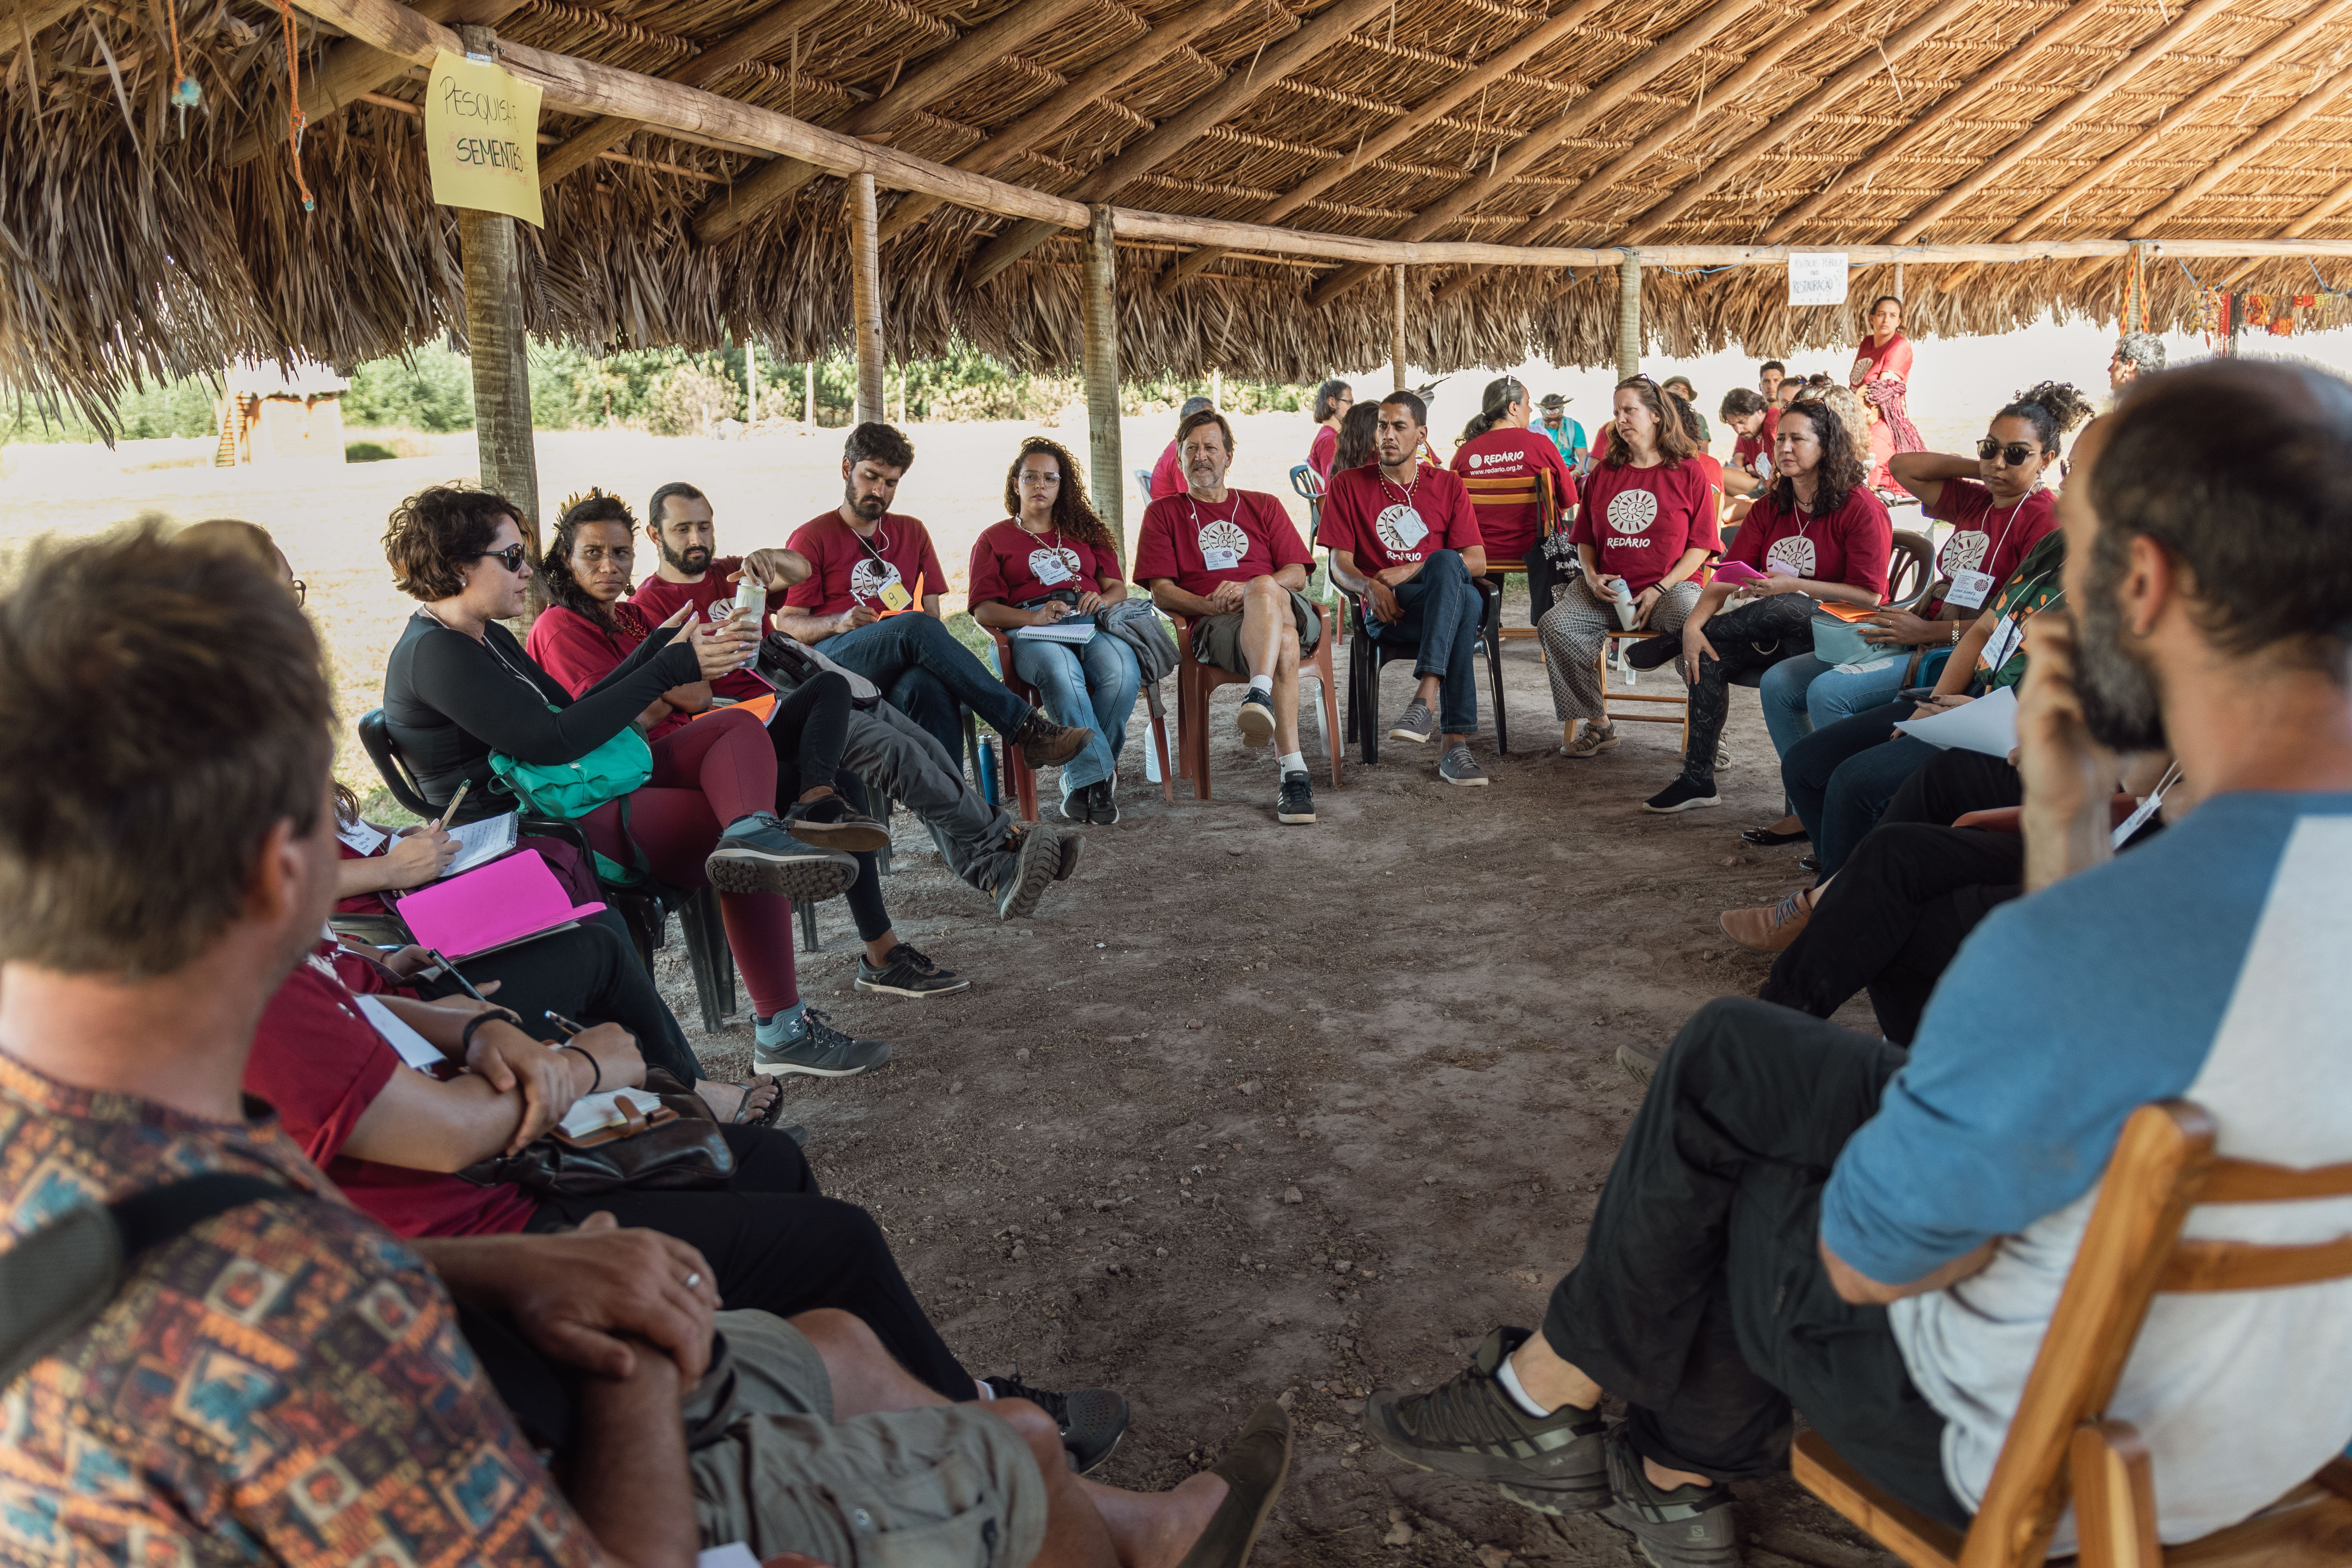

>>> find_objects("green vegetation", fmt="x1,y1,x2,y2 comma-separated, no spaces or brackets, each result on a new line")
344,441,399,463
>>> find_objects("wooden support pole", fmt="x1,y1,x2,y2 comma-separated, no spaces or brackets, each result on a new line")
1617,250,1640,382
745,339,758,425
850,172,884,424
1083,204,1125,559
803,360,816,425
1392,266,1408,391
456,30,540,612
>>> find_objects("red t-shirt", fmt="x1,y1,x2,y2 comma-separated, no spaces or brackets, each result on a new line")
1447,428,1579,559
1132,490,1310,599
1926,478,2058,613
1733,407,1781,472
1568,459,1723,593
967,519,1119,606
780,514,950,619
1150,440,1185,500
628,557,772,702
244,956,539,1239
527,599,700,737
1307,426,1338,485
1852,332,1914,385
1318,465,1483,574
1726,487,1892,599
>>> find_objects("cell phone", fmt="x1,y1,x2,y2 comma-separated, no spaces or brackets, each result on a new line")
1897,686,1940,701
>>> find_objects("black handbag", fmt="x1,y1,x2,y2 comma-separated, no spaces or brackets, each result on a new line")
458,1070,734,1196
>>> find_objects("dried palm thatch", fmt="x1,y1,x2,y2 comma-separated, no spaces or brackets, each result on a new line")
5,0,2350,435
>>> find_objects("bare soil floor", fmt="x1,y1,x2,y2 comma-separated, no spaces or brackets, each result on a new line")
5,421,1899,1568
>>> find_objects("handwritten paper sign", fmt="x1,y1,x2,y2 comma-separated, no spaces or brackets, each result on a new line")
425,51,543,227
1787,250,1849,307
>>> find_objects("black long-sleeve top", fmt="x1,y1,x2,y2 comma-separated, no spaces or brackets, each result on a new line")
381,609,702,818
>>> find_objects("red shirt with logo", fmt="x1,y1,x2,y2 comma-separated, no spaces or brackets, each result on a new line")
1132,490,1310,599
781,512,950,619
1447,427,1579,558
1924,478,2058,615
1852,331,1914,385
1725,486,1891,600
1567,459,1722,593
968,519,1120,606
1733,406,1780,472
626,559,770,702
1307,426,1338,485
1318,464,1483,574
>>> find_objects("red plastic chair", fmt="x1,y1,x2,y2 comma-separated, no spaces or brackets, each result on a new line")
987,626,1175,821
1953,795,2140,834
1167,601,1343,801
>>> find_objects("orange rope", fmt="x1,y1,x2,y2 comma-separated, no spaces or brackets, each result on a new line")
276,0,314,211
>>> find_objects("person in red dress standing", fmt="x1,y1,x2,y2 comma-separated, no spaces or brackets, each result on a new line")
1851,294,1924,473
1448,375,1581,622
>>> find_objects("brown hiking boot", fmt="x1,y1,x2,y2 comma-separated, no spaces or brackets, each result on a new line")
1718,887,1814,952
1014,711,1094,768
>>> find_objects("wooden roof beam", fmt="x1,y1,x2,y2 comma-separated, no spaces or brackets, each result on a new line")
880,0,1248,244
1880,0,2236,246
1613,0,1976,247
1754,0,2115,244
689,0,1097,245
1304,0,1770,309
222,0,528,166
2000,2,2352,242
961,0,1394,290
2214,175,2352,287
1152,0,1620,294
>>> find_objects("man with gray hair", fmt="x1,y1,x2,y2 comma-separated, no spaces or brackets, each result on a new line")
2109,332,2165,392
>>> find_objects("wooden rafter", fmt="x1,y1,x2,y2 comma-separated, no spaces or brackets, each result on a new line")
1755,0,2116,245
2131,79,2352,235
222,0,526,165
880,0,1247,244
691,0,1094,244
1613,0,1976,246
2000,3,2352,242
1152,0,1621,294
1879,0,2235,245
1303,0,1769,310
960,0,1392,290
2215,174,2352,287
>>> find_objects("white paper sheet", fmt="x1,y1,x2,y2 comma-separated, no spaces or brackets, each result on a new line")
443,811,519,877
353,993,446,1072
1893,685,2019,757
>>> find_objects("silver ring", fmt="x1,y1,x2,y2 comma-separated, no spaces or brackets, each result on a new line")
683,1271,703,1290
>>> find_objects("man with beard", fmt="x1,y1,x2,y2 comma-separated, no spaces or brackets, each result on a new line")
1362,358,2352,1568
771,423,1095,780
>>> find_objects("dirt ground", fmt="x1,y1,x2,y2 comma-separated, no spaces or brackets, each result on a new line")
4,421,1900,1568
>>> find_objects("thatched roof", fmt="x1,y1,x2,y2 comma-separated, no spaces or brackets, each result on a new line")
6,0,2351,431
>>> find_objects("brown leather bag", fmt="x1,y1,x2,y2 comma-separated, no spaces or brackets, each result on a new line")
457,1070,733,1195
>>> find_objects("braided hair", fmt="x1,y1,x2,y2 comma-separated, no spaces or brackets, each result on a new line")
1999,381,2096,456
542,488,637,634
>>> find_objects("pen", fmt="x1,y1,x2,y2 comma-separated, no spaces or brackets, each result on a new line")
435,778,472,831
543,1010,588,1037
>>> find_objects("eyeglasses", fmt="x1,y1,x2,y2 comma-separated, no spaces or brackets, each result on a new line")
1975,439,2039,466
289,578,307,606
1017,472,1062,485
472,543,531,573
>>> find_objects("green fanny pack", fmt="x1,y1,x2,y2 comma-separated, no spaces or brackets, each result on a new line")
488,711,655,884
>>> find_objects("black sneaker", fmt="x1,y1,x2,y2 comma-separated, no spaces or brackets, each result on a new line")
1085,780,1121,826
1364,1327,1607,1516
983,1375,1130,1475
1059,789,1089,824
1236,689,1276,747
1014,711,1093,768
994,827,1061,919
751,1007,891,1077
855,943,972,999
1642,776,1721,814
1625,634,1681,671
1276,769,1315,824
1601,1431,1739,1568
707,813,862,899
782,795,891,853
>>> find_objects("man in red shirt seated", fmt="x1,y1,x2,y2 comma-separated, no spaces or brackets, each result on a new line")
1134,407,1323,825
1325,390,1493,786
766,423,1093,781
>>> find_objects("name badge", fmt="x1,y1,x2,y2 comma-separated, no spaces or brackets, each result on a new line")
1978,612,2024,673
2112,789,2164,849
1032,553,1074,586
1202,546,1241,571
878,580,913,612
1945,568,1995,610
1390,506,1429,548
337,820,389,856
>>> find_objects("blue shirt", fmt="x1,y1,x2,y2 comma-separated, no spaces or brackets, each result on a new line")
1537,417,1584,466
1822,792,2352,1539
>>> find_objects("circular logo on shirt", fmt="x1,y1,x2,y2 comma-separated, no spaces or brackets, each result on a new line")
1029,545,1083,582
1606,488,1659,536
1374,503,1426,555
1942,529,1990,577
848,557,903,603
1197,519,1249,559
1766,535,1817,578
1467,451,1485,469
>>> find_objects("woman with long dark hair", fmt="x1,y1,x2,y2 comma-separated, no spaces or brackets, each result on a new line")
1307,377,1353,484
1448,374,1579,622
1332,399,1383,473
968,436,1142,825
1851,295,1923,462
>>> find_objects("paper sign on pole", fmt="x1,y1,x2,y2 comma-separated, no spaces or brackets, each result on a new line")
1787,251,1849,307
425,51,544,227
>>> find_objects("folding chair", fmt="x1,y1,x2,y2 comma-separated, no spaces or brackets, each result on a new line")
1328,548,1503,764
1793,1100,2352,1568
1166,603,1343,800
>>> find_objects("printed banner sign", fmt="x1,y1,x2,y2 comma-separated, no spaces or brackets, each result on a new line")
425,51,544,227
1787,250,1849,307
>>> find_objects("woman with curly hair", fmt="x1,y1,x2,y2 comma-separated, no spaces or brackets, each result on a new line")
1626,399,1893,815
967,437,1143,825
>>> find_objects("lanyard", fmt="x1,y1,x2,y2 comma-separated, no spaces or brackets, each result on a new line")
1376,465,1422,510
851,519,893,570
1951,488,2037,575
1186,492,1239,534
422,607,543,702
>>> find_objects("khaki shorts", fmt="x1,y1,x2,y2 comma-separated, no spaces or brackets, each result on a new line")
1191,588,1322,672
691,1311,1049,1568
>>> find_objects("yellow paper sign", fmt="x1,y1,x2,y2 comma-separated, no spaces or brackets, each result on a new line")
425,51,544,227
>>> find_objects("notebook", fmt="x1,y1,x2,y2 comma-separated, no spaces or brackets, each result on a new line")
443,811,519,877
394,849,605,961
1010,621,1098,646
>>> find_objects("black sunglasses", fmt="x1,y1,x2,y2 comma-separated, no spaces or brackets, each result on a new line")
471,542,531,573
1976,439,2040,466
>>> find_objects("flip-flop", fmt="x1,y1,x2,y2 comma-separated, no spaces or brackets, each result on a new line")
1173,1401,1293,1568
731,1074,786,1127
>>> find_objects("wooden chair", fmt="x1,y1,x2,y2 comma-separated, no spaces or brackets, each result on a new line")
1597,626,1692,751
1793,1100,2352,1568
985,626,1175,820
1328,547,1506,762
1457,466,1561,644
1167,602,1343,800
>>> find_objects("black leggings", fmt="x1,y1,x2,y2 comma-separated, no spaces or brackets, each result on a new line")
425,911,702,1083
1682,595,1817,784
530,1124,972,1401
768,673,891,945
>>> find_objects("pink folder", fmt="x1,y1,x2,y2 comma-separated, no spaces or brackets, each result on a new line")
394,849,606,960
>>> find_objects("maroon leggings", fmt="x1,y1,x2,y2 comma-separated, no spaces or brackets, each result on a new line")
580,707,796,1016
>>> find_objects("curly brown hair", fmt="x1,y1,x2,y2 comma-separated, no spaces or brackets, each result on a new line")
1001,437,1116,555
384,483,525,601
1769,400,1870,513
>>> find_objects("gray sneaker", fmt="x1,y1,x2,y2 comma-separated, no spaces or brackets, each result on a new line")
1364,1327,1608,1515
707,813,861,900
1440,742,1490,786
1601,1431,1739,1568
752,1007,892,1077
1388,699,1436,744
994,827,1061,920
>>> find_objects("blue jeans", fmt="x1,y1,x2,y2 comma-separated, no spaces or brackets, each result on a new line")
1758,654,1828,760
825,615,1033,772
1368,548,1482,735
1805,657,1909,729
1009,632,1141,797
1782,701,1938,875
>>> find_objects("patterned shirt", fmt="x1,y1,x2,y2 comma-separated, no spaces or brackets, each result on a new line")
0,1052,604,1568
1976,529,2067,693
